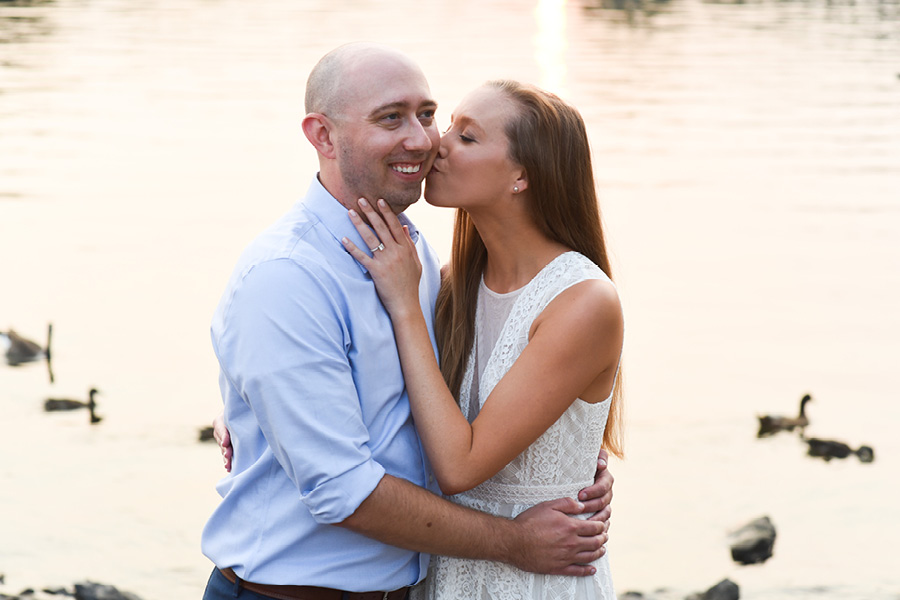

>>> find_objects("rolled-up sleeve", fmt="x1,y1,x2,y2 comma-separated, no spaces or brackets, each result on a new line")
217,258,384,524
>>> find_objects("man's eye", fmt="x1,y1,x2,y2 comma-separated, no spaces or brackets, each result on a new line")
381,113,401,123
419,110,435,120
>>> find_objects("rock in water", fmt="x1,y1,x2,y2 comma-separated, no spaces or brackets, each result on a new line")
702,579,740,600
729,515,776,565
74,583,143,600
198,425,216,442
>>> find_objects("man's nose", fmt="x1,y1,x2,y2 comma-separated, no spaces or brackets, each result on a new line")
404,119,434,152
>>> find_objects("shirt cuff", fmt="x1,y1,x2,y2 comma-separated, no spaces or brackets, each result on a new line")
300,459,386,524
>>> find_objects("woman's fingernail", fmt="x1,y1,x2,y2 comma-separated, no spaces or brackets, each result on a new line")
341,237,349,244
378,198,387,207
358,198,368,207
349,209,357,218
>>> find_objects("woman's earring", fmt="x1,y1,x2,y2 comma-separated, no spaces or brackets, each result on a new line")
513,186,519,194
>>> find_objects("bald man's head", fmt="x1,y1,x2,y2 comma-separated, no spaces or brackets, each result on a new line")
304,42,422,120
301,43,439,213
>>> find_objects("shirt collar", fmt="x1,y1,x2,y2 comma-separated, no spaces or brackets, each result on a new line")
300,175,422,274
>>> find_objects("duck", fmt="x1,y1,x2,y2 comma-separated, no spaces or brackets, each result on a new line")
805,437,874,463
4,323,52,366
757,393,812,437
44,387,102,424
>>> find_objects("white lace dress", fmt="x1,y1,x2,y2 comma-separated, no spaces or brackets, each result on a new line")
414,252,618,600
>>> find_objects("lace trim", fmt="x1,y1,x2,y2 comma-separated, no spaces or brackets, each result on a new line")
459,478,594,505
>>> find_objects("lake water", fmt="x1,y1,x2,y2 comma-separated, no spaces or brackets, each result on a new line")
1,0,898,599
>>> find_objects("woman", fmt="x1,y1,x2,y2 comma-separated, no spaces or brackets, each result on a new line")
342,80,624,600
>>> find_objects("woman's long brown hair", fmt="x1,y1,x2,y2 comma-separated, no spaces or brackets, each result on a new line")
434,80,623,458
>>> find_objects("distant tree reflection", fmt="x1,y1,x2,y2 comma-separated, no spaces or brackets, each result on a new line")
582,0,675,27
0,0,56,68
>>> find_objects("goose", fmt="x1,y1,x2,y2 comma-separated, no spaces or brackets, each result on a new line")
89,399,103,424
805,437,874,463
757,393,812,437
44,388,102,424
4,323,52,366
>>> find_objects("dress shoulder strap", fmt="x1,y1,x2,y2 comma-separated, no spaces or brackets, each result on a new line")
519,251,612,322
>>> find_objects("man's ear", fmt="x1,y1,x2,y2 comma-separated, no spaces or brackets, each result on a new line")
302,113,337,159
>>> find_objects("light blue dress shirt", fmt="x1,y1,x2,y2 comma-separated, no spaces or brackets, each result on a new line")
201,177,442,590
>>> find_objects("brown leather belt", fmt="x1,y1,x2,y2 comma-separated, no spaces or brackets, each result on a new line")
219,568,410,600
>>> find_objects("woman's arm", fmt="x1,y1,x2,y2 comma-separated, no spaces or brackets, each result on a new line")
212,411,232,472
343,199,623,495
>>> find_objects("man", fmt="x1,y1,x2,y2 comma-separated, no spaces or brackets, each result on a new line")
202,42,613,600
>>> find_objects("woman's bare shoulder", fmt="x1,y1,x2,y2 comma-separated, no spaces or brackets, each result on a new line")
533,276,623,339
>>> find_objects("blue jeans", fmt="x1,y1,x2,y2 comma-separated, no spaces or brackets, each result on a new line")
202,567,275,600
202,566,410,600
